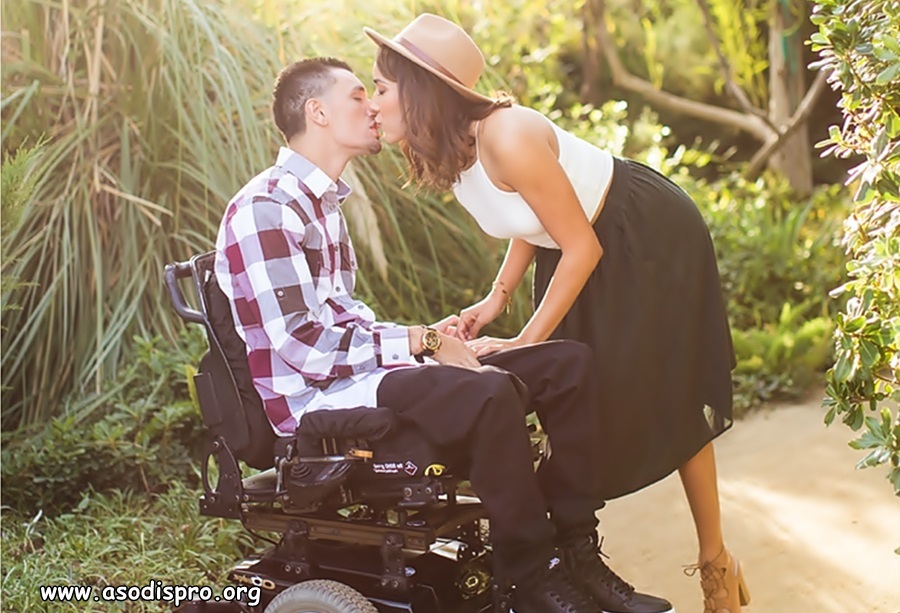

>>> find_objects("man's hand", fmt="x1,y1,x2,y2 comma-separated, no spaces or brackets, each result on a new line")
433,333,481,369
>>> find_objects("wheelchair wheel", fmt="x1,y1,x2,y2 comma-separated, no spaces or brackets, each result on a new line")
263,579,378,613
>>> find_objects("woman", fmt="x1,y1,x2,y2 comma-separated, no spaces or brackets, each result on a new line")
365,14,750,613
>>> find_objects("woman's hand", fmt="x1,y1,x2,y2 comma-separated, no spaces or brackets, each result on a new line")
430,314,460,336
456,292,508,341
465,335,528,358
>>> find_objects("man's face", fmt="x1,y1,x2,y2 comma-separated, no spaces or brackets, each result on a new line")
319,68,382,155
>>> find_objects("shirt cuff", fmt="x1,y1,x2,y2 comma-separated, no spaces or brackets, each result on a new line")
378,326,413,365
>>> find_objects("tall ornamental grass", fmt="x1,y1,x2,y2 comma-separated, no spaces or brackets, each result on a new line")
1,0,512,429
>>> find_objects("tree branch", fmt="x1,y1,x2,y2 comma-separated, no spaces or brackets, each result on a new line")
745,69,829,179
694,0,777,131
591,0,773,141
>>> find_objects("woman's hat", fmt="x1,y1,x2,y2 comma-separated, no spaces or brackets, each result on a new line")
364,14,494,103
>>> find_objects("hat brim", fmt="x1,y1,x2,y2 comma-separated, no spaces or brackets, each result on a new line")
364,26,495,104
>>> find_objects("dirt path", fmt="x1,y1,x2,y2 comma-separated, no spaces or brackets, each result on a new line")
596,391,900,613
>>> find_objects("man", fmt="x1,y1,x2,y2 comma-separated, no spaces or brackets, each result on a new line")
214,57,673,613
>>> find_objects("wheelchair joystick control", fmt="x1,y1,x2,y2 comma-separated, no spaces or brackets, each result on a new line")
290,462,312,480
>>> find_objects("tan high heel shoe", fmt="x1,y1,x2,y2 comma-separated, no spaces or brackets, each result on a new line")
683,547,750,612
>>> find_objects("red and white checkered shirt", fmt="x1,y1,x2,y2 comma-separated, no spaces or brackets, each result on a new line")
215,147,418,435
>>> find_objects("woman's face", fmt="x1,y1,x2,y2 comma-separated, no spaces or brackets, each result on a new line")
370,63,406,144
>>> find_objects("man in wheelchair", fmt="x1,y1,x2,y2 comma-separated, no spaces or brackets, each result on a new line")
170,58,672,613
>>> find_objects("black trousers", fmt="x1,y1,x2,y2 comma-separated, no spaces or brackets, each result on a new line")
376,340,601,582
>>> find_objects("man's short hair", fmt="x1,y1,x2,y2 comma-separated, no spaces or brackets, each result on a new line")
272,57,354,142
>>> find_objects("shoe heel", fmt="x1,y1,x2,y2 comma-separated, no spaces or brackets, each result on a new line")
737,564,750,606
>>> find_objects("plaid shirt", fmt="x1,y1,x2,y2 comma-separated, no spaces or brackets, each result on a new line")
215,147,418,435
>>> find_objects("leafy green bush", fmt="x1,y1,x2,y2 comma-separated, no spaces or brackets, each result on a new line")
1,327,208,515
704,182,846,328
732,306,834,410
811,0,900,493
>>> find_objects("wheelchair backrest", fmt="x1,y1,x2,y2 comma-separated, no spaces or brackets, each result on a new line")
165,252,277,469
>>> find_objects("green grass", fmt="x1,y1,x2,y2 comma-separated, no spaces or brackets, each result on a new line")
1,483,258,612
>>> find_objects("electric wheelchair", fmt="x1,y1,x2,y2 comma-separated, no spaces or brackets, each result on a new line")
165,252,545,613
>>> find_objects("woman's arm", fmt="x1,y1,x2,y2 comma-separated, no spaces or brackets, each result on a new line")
456,238,536,341
477,108,603,346
494,238,537,296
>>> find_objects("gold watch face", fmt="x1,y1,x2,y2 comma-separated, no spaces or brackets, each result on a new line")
423,329,441,352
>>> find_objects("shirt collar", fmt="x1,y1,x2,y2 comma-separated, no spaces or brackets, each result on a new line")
275,147,352,202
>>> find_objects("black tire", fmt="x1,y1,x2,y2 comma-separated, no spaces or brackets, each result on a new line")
263,580,378,613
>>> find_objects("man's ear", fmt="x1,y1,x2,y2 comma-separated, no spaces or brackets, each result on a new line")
305,98,328,127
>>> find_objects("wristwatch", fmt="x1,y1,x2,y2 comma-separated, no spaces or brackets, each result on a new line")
419,326,442,357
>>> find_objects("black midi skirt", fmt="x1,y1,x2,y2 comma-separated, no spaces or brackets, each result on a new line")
533,157,736,501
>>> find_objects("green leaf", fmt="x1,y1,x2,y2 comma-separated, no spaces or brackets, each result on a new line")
875,63,900,85
849,427,884,449
887,111,900,139
855,447,889,468
859,339,881,367
833,350,856,382
880,407,895,437
891,467,900,496
844,316,866,333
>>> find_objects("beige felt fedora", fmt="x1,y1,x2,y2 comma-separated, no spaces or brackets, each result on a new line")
364,14,494,103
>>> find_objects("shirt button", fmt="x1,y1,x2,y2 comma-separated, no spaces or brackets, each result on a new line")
392,354,399,360
335,285,341,291
276,290,284,297
357,305,364,310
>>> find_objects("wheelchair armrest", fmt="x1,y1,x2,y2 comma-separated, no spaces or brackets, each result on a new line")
164,261,204,324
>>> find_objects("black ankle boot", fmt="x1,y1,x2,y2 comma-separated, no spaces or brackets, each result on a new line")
511,555,600,613
559,534,674,613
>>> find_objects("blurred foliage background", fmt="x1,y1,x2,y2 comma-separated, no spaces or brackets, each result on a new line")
1,0,896,608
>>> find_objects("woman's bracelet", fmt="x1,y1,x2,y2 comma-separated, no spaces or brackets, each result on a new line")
491,280,512,314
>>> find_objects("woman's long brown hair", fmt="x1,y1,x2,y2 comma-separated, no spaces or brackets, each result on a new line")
376,46,512,191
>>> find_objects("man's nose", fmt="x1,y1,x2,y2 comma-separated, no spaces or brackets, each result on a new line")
367,98,379,115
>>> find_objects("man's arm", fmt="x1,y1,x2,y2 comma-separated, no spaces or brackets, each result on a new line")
226,200,419,381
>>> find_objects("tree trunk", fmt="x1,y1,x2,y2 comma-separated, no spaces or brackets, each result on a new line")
768,0,813,194
581,0,601,103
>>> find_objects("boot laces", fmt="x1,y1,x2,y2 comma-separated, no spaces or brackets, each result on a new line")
583,536,636,600
539,559,596,613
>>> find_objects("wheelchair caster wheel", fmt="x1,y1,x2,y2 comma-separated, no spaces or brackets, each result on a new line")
264,579,376,613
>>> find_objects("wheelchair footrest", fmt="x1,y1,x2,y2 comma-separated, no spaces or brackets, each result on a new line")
284,460,355,512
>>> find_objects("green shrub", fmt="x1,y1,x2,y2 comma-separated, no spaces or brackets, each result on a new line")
811,0,900,493
1,327,208,515
732,305,834,411
690,177,847,329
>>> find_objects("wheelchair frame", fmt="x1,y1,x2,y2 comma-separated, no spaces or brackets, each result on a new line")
165,253,512,613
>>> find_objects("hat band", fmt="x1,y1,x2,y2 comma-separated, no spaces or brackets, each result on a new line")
395,36,464,86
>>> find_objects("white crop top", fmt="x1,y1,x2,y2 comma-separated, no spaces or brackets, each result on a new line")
452,116,614,249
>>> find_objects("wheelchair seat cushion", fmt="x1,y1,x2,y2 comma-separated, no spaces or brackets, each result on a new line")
299,407,396,440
